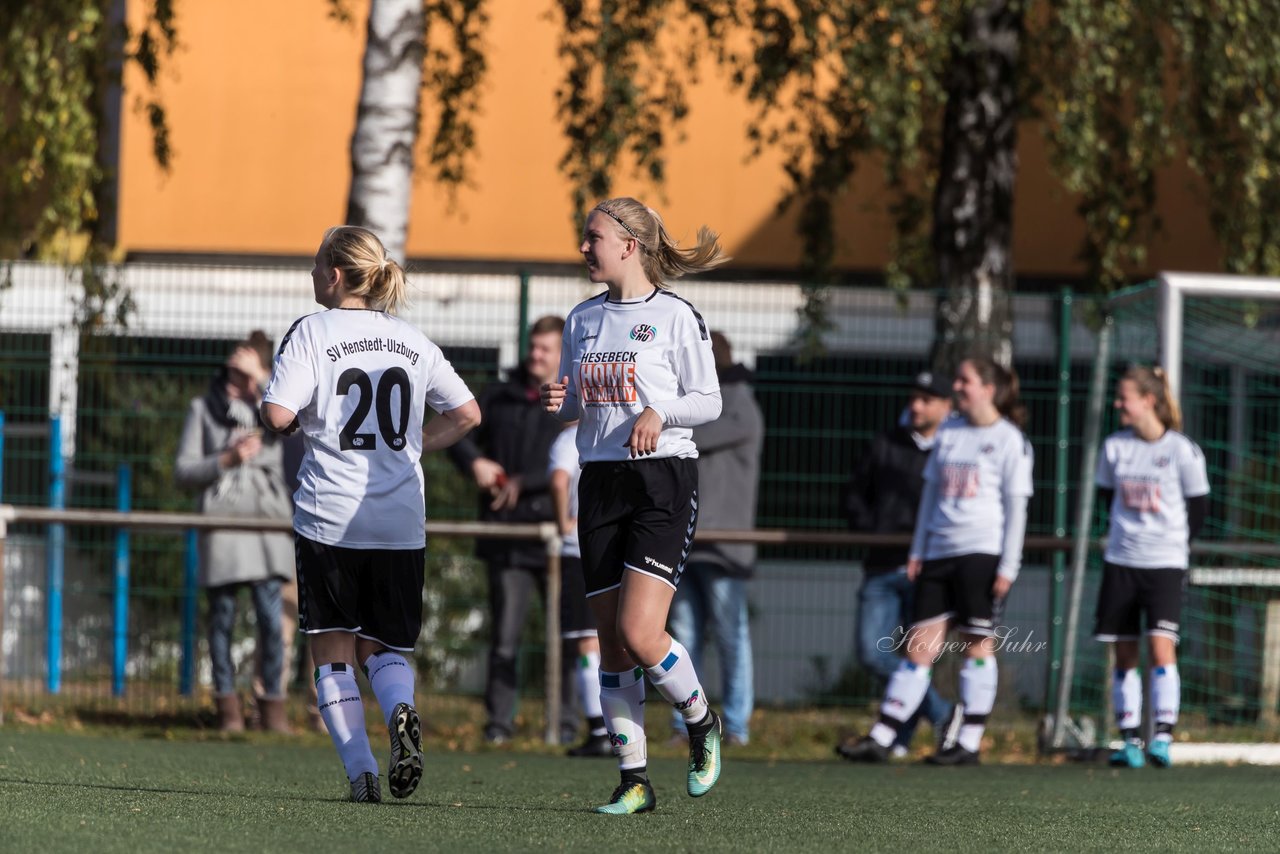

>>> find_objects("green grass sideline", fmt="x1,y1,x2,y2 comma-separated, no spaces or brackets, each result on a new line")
1,729,1277,853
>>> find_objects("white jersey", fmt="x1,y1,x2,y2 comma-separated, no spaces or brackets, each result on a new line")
547,426,581,558
1096,428,1210,569
917,417,1035,559
263,308,474,549
558,288,720,463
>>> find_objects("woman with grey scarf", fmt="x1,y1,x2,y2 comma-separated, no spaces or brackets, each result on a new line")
175,332,294,732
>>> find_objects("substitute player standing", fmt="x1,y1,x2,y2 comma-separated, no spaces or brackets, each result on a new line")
841,357,1033,765
542,197,727,815
1094,365,1209,769
261,226,480,803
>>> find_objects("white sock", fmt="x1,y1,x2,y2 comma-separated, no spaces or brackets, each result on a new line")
1151,664,1179,742
315,662,377,782
643,639,709,727
870,661,932,747
364,651,416,727
957,656,997,753
576,650,604,728
1113,667,1142,736
599,666,647,771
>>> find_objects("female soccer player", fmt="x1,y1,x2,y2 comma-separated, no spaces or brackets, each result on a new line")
841,357,1033,765
1094,365,1209,769
541,197,728,814
260,226,480,803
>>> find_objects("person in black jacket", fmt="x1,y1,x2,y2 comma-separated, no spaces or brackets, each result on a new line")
667,332,764,747
449,315,571,743
837,371,956,759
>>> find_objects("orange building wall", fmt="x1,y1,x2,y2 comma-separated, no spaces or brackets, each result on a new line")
118,0,1222,276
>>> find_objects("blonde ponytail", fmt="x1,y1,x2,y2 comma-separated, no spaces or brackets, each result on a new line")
592,197,730,287
320,225,409,314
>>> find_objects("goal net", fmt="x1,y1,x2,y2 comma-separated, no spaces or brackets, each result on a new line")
1050,273,1280,763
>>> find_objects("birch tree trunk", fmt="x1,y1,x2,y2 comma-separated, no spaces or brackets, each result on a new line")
344,0,426,263
931,0,1022,373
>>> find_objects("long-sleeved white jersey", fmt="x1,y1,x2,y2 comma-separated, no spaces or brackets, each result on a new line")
553,287,722,463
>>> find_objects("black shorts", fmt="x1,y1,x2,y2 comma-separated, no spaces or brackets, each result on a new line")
559,555,597,638
1093,562,1185,643
294,534,425,652
913,553,1003,636
578,457,699,597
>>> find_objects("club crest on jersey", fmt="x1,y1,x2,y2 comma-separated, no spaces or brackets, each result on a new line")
980,444,996,455
629,323,657,342
1154,456,1171,468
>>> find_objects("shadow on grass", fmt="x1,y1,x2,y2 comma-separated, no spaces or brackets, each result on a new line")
0,775,592,813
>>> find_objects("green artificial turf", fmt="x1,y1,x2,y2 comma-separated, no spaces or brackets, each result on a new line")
1,730,1276,852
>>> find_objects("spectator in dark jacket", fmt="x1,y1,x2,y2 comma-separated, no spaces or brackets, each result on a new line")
837,371,956,759
448,315,571,743
667,331,764,746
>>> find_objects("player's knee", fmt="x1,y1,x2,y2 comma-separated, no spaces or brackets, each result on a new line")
616,621,664,665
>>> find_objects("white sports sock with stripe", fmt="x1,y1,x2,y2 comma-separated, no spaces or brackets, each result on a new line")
957,656,997,753
643,639,709,727
315,662,378,782
576,650,604,723
1151,664,1179,742
869,661,932,747
599,666,647,771
1113,667,1142,737
364,651,416,727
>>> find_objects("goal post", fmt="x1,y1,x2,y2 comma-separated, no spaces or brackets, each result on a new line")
1153,273,1280,402
1050,272,1280,761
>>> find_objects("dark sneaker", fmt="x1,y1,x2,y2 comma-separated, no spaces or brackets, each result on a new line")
350,771,382,803
387,703,424,799
926,744,980,766
594,779,656,815
937,703,964,753
567,732,613,758
835,736,890,764
687,709,723,797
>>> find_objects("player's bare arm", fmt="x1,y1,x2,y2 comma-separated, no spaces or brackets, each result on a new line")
260,401,300,435
423,400,482,452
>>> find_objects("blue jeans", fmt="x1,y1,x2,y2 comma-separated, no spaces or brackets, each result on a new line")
668,562,753,742
207,579,283,698
857,568,953,746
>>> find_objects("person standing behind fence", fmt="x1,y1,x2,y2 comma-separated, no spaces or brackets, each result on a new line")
549,421,612,757
447,315,575,745
176,331,295,734
1093,365,1209,770
836,371,956,761
840,357,1033,766
542,196,727,815
260,225,480,804
667,330,763,748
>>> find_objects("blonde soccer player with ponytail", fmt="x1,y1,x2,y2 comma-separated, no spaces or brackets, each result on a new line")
541,197,728,815
261,226,480,803
1094,365,1209,769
